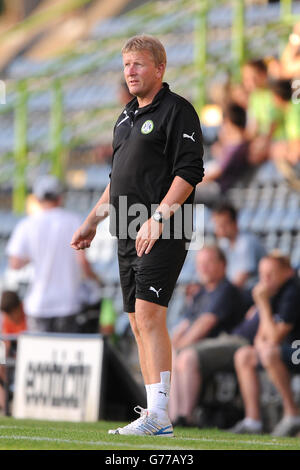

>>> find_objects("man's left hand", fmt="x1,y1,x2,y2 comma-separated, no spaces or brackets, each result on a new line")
252,283,272,304
135,218,164,257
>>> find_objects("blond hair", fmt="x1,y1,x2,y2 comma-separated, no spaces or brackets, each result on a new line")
122,34,167,67
264,250,291,270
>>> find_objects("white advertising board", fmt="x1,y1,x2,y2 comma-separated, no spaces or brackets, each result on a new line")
13,334,103,422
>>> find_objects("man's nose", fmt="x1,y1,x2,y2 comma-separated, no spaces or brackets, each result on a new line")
127,65,136,75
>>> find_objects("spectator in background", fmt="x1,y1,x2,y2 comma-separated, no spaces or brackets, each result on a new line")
243,59,276,164
213,203,265,292
0,290,26,337
268,22,300,80
269,79,300,165
242,59,274,137
227,59,275,165
231,253,300,436
169,245,245,425
6,175,100,333
197,103,251,199
0,290,26,410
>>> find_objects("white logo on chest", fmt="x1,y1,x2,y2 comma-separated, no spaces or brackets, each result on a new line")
141,120,154,134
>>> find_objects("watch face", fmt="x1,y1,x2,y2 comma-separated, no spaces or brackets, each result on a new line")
153,212,162,222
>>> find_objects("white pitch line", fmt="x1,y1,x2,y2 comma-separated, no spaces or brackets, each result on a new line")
0,435,187,450
0,426,299,449
175,436,300,448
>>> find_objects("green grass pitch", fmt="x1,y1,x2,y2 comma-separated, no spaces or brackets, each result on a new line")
0,417,299,450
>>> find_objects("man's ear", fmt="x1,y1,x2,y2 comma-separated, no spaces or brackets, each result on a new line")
156,63,166,79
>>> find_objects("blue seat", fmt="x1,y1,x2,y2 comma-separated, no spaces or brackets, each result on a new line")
250,207,271,234
252,161,284,186
264,232,279,253
281,208,300,232
277,232,293,255
238,207,256,232
265,207,286,232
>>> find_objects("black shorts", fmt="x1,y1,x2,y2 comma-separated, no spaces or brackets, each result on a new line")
117,237,188,313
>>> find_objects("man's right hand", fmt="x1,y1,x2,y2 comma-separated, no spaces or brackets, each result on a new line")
70,223,97,250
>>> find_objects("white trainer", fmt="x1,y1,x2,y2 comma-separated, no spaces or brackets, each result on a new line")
108,406,174,437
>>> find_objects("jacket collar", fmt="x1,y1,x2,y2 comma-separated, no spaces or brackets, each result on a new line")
125,82,169,116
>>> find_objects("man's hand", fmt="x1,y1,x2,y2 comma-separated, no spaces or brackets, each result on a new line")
252,283,272,305
254,327,268,349
70,222,97,250
135,218,163,257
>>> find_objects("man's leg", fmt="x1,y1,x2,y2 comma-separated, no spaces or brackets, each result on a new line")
234,345,261,420
134,299,173,428
173,347,201,423
230,345,263,433
129,312,150,383
259,344,300,436
134,299,171,383
259,344,299,417
169,353,185,425
170,335,248,425
109,299,173,436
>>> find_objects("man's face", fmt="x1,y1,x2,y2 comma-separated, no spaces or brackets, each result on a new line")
242,65,266,92
258,258,287,294
196,248,225,285
213,212,236,240
242,65,256,93
122,50,164,99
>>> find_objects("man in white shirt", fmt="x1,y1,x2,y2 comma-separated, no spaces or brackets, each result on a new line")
6,175,99,333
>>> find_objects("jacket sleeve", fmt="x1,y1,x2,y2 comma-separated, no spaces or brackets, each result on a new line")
164,101,204,187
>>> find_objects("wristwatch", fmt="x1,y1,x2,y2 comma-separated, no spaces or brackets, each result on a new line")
152,211,165,223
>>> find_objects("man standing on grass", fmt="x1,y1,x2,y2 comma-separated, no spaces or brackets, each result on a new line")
71,35,204,437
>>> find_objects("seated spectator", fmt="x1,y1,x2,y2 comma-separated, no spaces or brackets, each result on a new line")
169,245,245,425
230,59,275,164
201,103,251,193
213,203,265,291
268,79,300,165
0,290,26,410
242,59,274,139
1,290,26,337
230,252,300,436
268,22,300,80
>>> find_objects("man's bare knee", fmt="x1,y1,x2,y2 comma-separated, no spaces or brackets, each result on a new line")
259,345,280,369
176,348,198,373
234,345,256,369
135,300,167,336
129,312,140,339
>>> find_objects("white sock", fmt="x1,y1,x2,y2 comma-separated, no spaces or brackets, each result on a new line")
244,417,263,430
148,371,171,420
145,384,151,409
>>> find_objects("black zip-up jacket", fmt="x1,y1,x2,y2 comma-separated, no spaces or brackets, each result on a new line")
109,82,204,239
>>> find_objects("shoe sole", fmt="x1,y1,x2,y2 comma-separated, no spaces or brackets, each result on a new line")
108,429,174,437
